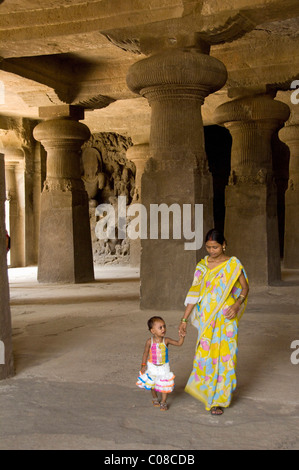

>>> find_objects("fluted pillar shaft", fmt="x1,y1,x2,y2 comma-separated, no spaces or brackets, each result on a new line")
4,148,25,267
0,153,14,379
279,124,299,268
215,93,290,284
127,48,227,309
33,108,94,283
126,143,150,267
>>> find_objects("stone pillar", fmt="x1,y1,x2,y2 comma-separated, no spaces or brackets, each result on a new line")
1,119,42,267
126,143,150,267
127,47,227,309
215,93,290,284
4,148,25,267
279,124,299,268
0,153,14,379
33,106,94,283
31,142,44,265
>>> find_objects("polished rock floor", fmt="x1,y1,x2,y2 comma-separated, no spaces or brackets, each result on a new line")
0,265,298,450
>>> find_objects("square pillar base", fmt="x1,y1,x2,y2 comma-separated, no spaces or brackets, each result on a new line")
140,162,213,310
38,190,94,283
283,189,299,268
224,183,281,285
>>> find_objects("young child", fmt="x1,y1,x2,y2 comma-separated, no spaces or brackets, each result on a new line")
136,316,184,411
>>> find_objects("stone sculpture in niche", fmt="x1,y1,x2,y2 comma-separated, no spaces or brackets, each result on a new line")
81,147,106,207
81,134,135,265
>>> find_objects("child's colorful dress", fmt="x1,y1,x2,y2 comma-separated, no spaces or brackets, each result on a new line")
136,338,175,393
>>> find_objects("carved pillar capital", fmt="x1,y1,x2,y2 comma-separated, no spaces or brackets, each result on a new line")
126,143,150,174
215,93,290,126
3,148,24,200
3,146,25,165
127,48,227,168
2,148,25,196
33,117,90,192
279,123,299,139
215,93,290,182
279,123,299,148
126,143,150,203
33,105,89,154
127,47,227,104
33,118,90,152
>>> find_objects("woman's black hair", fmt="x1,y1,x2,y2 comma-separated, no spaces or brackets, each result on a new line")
205,228,226,245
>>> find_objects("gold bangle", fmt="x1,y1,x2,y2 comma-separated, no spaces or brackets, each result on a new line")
238,294,245,304
180,318,188,323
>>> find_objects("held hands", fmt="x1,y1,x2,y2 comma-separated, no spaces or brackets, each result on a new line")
179,321,187,338
179,304,194,337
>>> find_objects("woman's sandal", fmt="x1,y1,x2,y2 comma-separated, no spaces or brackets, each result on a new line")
160,402,168,411
210,406,224,416
152,399,160,407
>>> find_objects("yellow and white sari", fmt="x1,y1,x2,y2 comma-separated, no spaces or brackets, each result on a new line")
184,256,248,411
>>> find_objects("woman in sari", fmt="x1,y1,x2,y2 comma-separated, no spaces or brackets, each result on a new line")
179,229,249,416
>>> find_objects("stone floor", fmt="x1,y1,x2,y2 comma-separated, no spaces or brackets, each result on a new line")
0,265,299,450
